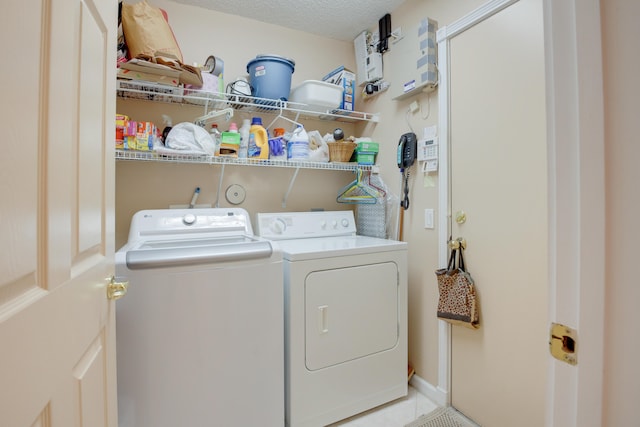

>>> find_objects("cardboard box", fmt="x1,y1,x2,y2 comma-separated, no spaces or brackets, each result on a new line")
117,68,180,87
115,114,129,149
322,66,355,111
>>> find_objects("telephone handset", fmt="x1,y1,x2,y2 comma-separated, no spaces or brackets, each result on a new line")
397,132,417,210
397,132,417,169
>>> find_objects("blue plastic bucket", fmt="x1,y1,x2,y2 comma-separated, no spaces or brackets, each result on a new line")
247,54,295,102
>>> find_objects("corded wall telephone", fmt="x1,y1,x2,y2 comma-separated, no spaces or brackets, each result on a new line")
397,132,417,210
397,132,417,169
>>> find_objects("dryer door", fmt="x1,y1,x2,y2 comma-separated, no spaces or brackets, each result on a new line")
305,262,399,370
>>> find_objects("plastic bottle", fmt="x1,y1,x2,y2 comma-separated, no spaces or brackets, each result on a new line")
287,125,310,161
238,119,250,159
210,123,221,156
248,117,269,159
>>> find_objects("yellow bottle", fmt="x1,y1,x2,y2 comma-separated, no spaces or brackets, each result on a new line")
248,117,269,159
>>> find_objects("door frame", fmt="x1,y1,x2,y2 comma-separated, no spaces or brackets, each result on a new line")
435,0,605,425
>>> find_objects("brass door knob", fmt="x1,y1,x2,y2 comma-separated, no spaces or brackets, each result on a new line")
448,238,467,250
107,276,129,300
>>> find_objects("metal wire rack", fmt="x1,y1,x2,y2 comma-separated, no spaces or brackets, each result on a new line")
117,80,379,124
115,149,373,172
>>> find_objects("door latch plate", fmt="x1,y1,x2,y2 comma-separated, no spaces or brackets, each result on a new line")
549,322,577,365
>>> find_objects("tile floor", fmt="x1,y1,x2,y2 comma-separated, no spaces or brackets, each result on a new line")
327,385,440,427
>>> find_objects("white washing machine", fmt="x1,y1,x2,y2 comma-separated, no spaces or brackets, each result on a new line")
115,208,284,427
256,210,408,427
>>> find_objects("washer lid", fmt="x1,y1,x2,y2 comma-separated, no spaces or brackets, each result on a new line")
276,235,407,261
124,235,276,270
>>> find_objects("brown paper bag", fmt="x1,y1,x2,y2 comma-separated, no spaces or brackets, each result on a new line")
122,0,183,63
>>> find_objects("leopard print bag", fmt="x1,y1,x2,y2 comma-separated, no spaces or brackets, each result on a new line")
435,247,479,329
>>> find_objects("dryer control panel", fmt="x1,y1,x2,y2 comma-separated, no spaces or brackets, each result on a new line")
256,211,357,240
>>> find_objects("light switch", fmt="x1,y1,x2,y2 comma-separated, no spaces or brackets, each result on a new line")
424,209,434,229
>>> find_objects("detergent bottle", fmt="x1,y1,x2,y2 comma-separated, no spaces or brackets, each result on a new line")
248,117,269,159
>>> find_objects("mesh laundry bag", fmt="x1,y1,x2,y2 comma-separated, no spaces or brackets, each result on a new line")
356,173,393,239
357,203,386,238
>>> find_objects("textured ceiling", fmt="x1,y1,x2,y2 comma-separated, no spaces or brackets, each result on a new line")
170,0,407,42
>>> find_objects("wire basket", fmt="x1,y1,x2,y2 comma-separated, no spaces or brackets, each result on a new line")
327,142,357,162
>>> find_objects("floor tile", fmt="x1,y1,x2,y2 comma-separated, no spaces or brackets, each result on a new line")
327,385,440,427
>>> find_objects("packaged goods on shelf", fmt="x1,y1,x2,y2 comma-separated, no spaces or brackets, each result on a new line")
322,66,356,111
116,114,156,151
355,142,379,165
116,114,129,149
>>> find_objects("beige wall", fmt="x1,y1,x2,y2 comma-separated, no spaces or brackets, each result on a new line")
116,0,486,387
116,0,362,248
601,0,640,424
363,0,486,386
115,1,640,422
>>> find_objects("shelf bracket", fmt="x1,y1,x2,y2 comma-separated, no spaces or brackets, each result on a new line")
282,167,301,208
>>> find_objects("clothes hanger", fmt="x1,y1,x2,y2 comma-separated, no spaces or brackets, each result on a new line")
264,110,303,132
337,168,379,204
365,170,386,197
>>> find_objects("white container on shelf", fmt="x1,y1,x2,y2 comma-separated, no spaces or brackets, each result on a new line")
287,125,310,161
289,80,344,112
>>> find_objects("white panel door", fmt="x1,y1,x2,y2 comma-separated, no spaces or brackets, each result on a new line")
448,0,548,425
0,0,117,426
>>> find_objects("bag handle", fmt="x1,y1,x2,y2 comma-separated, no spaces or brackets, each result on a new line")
457,245,467,272
447,247,458,273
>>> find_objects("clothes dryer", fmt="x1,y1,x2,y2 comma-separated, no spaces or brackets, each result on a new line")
256,210,408,427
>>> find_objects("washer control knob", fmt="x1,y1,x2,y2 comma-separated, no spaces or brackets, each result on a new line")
320,220,327,229
331,220,338,229
270,218,287,234
341,218,350,228
183,213,197,225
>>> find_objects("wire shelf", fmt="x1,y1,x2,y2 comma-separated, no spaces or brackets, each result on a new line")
116,80,379,124
115,149,372,171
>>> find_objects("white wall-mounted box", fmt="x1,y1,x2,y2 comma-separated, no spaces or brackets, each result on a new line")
387,17,438,100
